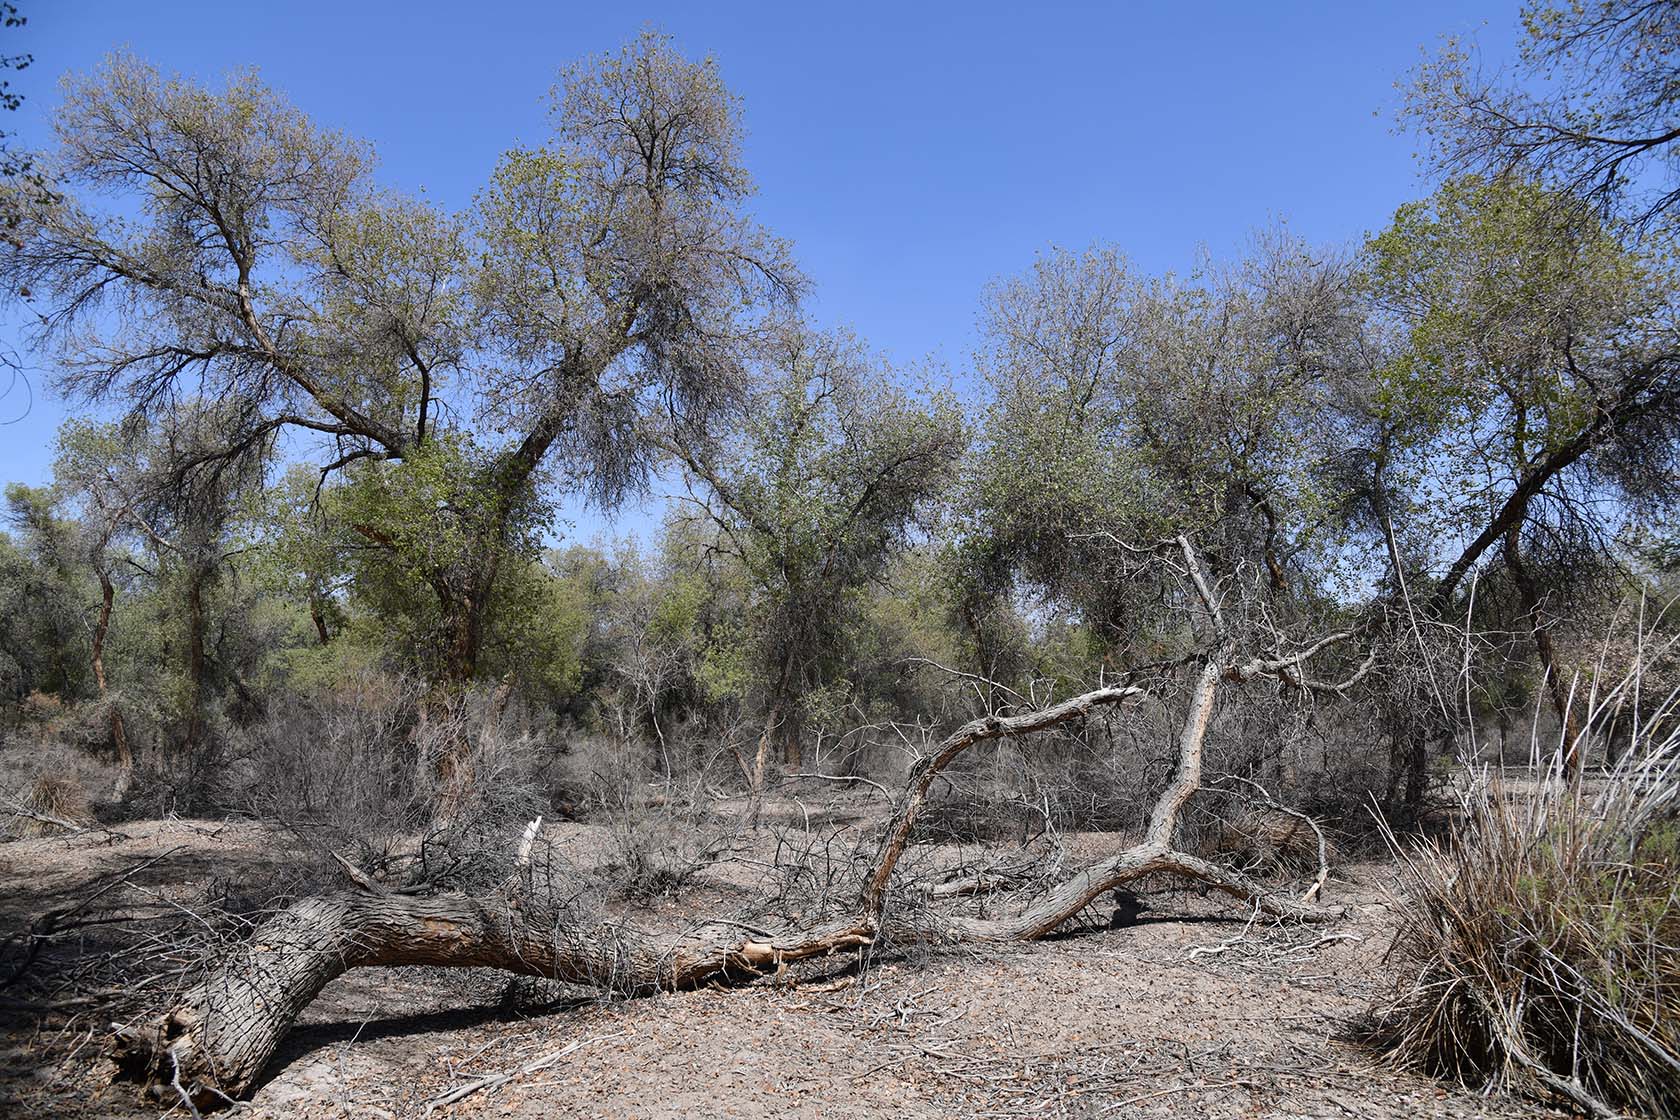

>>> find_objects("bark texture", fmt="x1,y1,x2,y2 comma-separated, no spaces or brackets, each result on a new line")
113,893,871,1108
92,565,132,799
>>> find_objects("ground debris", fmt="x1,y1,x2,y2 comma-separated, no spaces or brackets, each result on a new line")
1,819,1562,1119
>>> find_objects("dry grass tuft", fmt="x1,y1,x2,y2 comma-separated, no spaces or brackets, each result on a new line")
26,770,89,830
1203,806,1331,878
1369,695,1680,1118
1,743,106,838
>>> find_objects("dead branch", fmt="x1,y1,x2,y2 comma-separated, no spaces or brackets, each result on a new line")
785,771,895,799
110,890,877,1107
860,684,1149,920
422,1032,620,1114
109,534,1354,1110
1208,775,1334,903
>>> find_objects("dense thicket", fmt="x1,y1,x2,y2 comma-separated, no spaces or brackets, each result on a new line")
0,17,1677,825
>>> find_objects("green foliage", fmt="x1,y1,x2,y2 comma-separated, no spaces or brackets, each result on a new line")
1365,175,1680,585
488,555,589,702
1368,175,1662,438
1401,0,1680,228
0,31,802,695
280,435,597,694
0,489,88,705
672,326,965,745
963,236,1366,657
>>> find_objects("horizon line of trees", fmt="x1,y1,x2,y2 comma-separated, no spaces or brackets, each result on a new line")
2,6,1679,822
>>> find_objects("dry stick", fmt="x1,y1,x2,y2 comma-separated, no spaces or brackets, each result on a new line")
1302,931,1362,950
0,794,128,840
422,1032,620,1114
1505,1044,1623,1120
4,847,186,991
865,540,1346,941
1101,1079,1262,1111
860,684,1149,921
328,852,385,896
923,857,1040,899
899,655,1030,709
1186,904,1264,960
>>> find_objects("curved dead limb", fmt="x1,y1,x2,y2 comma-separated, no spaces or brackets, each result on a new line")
876,636,1340,945
928,847,1330,941
861,684,1147,918
113,536,1353,1109
872,535,1348,944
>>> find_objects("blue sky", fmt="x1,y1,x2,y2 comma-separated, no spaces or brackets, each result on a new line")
0,0,1518,541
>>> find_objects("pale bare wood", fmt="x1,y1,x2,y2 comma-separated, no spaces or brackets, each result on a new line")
111,536,1353,1109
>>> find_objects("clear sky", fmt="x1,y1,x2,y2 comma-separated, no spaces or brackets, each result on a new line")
0,0,1518,540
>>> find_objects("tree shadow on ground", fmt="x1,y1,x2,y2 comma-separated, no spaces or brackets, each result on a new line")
252,993,598,1097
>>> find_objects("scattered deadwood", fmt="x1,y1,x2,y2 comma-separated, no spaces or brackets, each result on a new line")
1204,775,1334,904
422,1032,620,1114
111,536,1352,1109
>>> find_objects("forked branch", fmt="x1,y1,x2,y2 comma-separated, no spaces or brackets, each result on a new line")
112,535,1351,1109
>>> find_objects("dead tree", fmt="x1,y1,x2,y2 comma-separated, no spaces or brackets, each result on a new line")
112,535,1356,1110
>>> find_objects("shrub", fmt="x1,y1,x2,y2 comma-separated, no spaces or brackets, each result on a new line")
1198,805,1330,879
1368,707,1680,1117
0,742,108,837
601,800,736,900
231,669,562,895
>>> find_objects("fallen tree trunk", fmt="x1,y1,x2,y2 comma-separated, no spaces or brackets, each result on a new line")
112,893,872,1109
119,840,1321,1111
112,535,1351,1110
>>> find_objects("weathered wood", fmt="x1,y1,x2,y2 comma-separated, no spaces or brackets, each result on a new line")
113,537,1352,1110
112,892,872,1107
861,684,1146,918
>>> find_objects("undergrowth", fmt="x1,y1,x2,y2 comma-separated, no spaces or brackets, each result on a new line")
1370,692,1680,1118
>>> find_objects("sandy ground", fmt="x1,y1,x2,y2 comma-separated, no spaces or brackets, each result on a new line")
0,816,1561,1120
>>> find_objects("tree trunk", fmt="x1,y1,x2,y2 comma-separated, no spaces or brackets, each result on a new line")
1383,711,1435,824
431,567,501,810
1403,723,1429,821
114,672,1340,1108
479,672,516,753
783,721,802,769
745,701,781,828
110,891,873,1109
89,568,133,799
425,689,475,818
183,570,208,756
443,595,481,685
746,652,798,824
751,701,780,792
308,594,331,646
1503,525,1586,771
